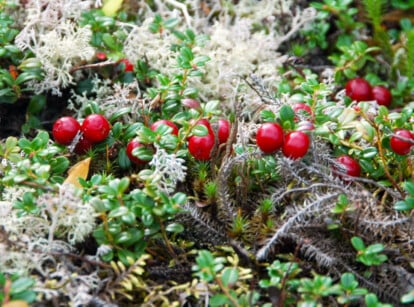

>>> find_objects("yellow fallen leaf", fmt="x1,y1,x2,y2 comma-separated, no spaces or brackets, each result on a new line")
102,0,124,17
63,157,91,188
3,301,29,307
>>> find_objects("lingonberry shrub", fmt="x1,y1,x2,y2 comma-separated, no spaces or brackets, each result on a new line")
345,78,372,102
81,114,111,143
282,131,310,159
52,116,81,145
256,123,284,154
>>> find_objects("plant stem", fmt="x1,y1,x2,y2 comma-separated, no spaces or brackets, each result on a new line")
215,276,241,307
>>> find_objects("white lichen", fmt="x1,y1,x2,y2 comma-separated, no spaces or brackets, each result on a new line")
149,145,187,194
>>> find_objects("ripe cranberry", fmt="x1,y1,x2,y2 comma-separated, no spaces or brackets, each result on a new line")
126,139,148,165
345,78,372,102
81,114,111,143
188,133,215,161
96,51,107,61
390,129,414,155
256,123,284,154
218,119,231,145
52,116,81,145
335,155,361,177
293,103,312,118
73,137,93,155
118,58,134,72
150,119,179,136
282,131,310,159
371,85,392,107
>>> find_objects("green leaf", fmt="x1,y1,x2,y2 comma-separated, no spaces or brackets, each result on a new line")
279,105,295,123
102,33,116,49
401,290,414,304
210,294,230,306
221,267,239,287
341,273,358,290
10,277,35,294
404,181,414,196
173,192,187,205
191,124,209,137
165,222,184,233
163,18,179,29
394,200,413,211
27,94,46,114
108,206,129,218
366,243,384,254
351,236,365,251
15,71,41,84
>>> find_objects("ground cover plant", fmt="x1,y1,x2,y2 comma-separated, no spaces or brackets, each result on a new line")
1,0,414,306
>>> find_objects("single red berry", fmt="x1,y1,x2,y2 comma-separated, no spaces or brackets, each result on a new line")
256,123,284,154
390,129,414,155
81,114,111,143
126,139,148,165
335,155,361,177
282,131,310,159
371,85,392,107
345,78,372,102
218,119,231,145
118,58,134,72
150,119,179,136
52,116,81,145
73,136,93,155
293,103,312,117
96,51,107,61
188,133,215,161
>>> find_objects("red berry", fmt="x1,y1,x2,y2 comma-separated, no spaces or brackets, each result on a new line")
73,136,93,155
218,119,231,145
96,51,107,61
52,116,81,145
282,131,310,159
345,78,372,102
81,114,111,143
293,103,312,117
256,123,284,154
371,85,392,107
188,133,215,161
150,119,179,136
126,139,148,165
118,58,134,72
335,155,361,177
390,129,414,155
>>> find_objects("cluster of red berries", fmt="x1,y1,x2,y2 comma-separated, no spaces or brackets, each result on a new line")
52,114,111,154
256,122,310,160
345,78,414,155
345,77,392,107
125,118,231,164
